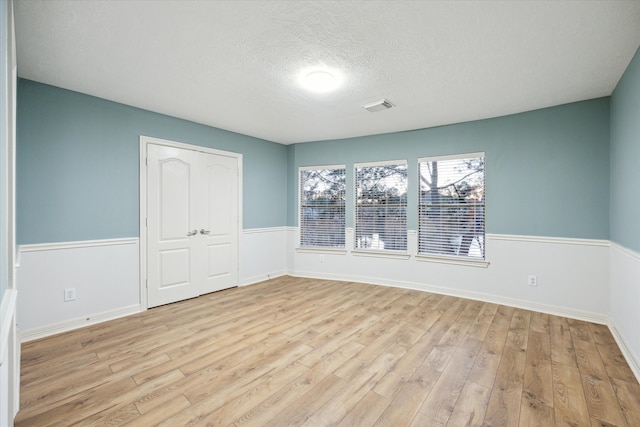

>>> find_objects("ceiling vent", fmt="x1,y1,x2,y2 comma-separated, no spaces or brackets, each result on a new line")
362,99,394,112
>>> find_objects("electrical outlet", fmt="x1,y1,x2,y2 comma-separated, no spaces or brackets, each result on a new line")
527,275,537,287
320,255,325,263
64,288,76,302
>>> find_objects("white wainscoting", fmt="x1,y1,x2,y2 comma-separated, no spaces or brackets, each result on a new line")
17,238,141,341
290,231,610,324
241,227,288,286
609,242,640,382
0,289,18,427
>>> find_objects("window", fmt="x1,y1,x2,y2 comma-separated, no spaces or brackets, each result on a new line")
418,153,485,260
355,161,407,251
299,166,346,248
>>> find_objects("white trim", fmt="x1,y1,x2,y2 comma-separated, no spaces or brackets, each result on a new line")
351,250,411,260
418,151,485,163
288,269,609,325
488,233,609,247
415,254,489,268
609,318,640,384
241,270,288,287
610,241,640,262
0,289,17,366
243,227,289,235
299,164,346,171
296,247,347,255
139,139,148,311
139,135,243,311
354,159,407,168
141,135,243,159
19,237,138,252
20,304,142,343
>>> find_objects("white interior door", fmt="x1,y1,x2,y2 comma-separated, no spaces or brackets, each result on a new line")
198,153,239,294
146,143,239,308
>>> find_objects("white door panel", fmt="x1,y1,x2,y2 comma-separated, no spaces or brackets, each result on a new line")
147,143,239,307
199,153,238,294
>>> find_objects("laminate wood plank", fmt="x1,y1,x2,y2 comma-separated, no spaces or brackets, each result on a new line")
550,315,577,367
334,321,424,380
510,308,532,331
589,323,618,347
523,330,554,407
581,374,628,427
552,361,590,427
467,309,512,389
568,318,594,343
611,377,640,427
15,375,138,426
417,336,483,425
482,328,528,427
15,276,639,427
80,402,141,427
529,311,550,334
297,314,382,367
124,395,191,426
166,360,309,426
182,341,314,404
596,343,637,383
58,368,184,426
262,374,347,427
520,329,555,426
372,301,467,399
336,390,390,427
445,381,491,427
573,338,609,380
467,302,499,340
374,299,476,399
373,359,443,426
305,349,404,425
232,341,365,426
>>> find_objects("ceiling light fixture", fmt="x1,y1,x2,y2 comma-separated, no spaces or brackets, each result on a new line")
299,68,341,93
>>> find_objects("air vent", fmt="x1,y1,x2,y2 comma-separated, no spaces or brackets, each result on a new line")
362,99,394,112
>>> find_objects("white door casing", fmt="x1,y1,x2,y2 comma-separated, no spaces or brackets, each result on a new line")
142,137,241,309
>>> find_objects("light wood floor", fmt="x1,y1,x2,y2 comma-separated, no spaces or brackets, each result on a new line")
15,276,640,426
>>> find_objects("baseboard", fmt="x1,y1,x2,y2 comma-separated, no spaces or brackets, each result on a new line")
288,269,609,325
608,318,640,383
241,270,288,287
20,304,142,342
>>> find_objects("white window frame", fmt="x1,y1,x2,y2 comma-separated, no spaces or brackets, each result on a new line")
298,165,347,251
353,159,409,257
417,152,488,267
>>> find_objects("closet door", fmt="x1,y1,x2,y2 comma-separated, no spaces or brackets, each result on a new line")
146,144,239,308
197,152,239,295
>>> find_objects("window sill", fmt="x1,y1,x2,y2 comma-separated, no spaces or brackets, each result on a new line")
351,250,411,260
415,254,490,268
296,247,347,255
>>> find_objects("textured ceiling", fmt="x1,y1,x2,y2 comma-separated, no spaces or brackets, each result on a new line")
13,1,640,145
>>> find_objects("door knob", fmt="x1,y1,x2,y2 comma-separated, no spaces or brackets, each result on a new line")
187,230,198,236
200,229,210,235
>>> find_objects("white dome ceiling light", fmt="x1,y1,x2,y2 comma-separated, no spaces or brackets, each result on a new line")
299,68,342,93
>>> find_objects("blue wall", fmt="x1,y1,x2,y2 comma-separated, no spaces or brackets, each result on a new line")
16,79,288,244
16,79,615,245
610,47,640,253
288,98,611,240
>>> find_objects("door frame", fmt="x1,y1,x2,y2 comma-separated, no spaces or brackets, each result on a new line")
139,135,243,310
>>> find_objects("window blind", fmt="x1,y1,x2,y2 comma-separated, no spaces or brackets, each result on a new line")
418,154,485,259
355,161,407,251
299,166,346,248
